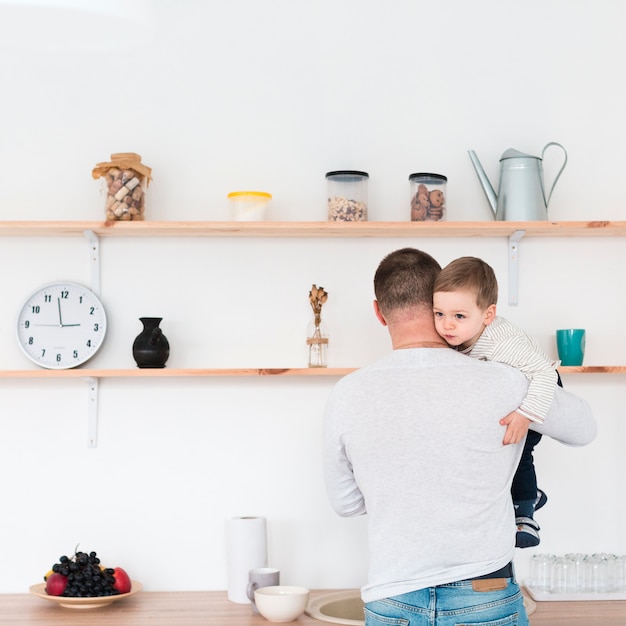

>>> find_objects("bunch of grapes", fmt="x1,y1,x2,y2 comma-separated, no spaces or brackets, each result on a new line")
47,550,120,597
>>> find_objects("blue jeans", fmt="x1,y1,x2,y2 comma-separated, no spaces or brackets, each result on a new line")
364,578,528,626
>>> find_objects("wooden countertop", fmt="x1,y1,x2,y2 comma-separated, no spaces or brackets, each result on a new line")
1,589,625,625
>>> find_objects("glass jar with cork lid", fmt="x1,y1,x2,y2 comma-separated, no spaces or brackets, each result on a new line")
92,152,152,221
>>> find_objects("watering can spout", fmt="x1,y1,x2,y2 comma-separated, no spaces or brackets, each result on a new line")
468,150,497,216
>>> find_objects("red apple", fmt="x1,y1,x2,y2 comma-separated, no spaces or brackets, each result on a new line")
45,572,68,596
112,567,132,594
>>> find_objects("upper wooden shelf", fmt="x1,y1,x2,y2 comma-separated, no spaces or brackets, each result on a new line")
0,220,625,238
0,366,623,379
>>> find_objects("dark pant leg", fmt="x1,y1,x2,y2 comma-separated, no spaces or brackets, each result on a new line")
511,372,563,503
511,429,542,502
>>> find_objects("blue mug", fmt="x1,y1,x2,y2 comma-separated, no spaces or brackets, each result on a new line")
556,329,586,366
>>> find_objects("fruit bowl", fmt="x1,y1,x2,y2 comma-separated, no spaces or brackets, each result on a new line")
29,580,142,609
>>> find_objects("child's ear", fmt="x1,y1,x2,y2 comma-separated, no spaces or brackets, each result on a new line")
484,304,497,325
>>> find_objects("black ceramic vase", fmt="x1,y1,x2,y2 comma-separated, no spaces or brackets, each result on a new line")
132,317,170,368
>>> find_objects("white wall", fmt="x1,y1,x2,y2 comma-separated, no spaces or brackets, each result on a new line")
0,0,624,593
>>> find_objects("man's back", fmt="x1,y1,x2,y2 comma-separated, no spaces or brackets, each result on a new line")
324,347,529,601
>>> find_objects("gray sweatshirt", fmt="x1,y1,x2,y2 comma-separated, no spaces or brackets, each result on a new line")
323,348,596,603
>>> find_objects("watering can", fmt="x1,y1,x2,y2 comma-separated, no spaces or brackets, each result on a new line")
468,142,568,221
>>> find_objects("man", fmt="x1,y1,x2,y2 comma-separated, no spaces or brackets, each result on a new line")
324,248,596,626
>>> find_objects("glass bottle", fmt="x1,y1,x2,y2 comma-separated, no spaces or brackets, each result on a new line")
307,316,328,368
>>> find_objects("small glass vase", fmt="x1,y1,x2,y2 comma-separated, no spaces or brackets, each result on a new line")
307,319,328,368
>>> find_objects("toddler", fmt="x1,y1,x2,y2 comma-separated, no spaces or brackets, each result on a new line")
433,256,561,548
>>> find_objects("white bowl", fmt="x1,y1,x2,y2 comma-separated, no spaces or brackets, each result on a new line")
254,585,310,622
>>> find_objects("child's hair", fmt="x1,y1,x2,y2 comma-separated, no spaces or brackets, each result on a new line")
433,256,498,309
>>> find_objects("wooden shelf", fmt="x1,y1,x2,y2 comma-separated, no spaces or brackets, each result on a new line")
0,220,625,238
0,366,623,379
0,367,355,378
558,366,626,374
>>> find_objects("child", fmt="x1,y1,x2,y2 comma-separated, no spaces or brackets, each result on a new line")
432,256,561,548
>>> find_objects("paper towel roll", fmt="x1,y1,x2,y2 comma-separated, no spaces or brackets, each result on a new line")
226,516,268,603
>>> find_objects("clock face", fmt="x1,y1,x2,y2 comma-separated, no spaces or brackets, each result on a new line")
16,282,108,369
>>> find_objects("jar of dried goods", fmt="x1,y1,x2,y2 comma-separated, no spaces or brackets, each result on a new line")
326,170,368,221
92,152,152,221
409,173,447,221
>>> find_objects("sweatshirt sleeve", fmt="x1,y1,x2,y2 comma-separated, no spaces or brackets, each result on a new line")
323,385,367,517
530,386,597,446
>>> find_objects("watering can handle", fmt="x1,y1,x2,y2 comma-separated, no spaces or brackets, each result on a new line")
542,142,568,206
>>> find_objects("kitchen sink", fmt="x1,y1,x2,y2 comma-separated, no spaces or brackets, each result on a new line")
305,590,364,625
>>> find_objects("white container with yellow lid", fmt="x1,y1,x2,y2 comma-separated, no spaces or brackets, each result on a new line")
227,191,272,221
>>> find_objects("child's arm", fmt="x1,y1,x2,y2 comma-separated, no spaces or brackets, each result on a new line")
489,334,559,444
499,368,558,444
514,365,560,424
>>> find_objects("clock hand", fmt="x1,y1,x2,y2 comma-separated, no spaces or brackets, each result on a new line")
57,297,82,327
31,322,81,328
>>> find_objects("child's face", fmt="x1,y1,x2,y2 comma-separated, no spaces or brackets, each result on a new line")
433,290,495,350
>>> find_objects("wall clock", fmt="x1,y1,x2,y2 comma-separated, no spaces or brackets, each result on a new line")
16,281,108,369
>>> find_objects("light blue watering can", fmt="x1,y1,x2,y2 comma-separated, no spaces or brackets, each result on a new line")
468,142,568,221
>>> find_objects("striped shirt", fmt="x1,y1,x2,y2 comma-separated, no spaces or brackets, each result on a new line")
461,316,559,423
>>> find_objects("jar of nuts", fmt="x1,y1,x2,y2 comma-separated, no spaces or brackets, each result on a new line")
92,152,152,221
409,173,447,222
326,170,368,221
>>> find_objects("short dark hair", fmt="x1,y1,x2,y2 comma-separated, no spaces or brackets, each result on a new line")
374,248,442,316
434,256,498,308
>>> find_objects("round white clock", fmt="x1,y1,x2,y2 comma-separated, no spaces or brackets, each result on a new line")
16,282,108,369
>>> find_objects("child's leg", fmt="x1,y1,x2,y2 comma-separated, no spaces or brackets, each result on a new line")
512,435,541,505
512,429,543,511
512,429,543,547
512,372,563,548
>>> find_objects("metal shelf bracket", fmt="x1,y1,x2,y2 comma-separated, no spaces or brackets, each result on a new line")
83,230,101,448
508,230,525,306
87,376,99,448
83,229,101,296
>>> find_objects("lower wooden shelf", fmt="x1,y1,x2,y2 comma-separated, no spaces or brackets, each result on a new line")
558,366,626,374
0,366,624,379
0,367,353,378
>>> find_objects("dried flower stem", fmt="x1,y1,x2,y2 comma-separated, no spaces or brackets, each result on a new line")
309,284,328,326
